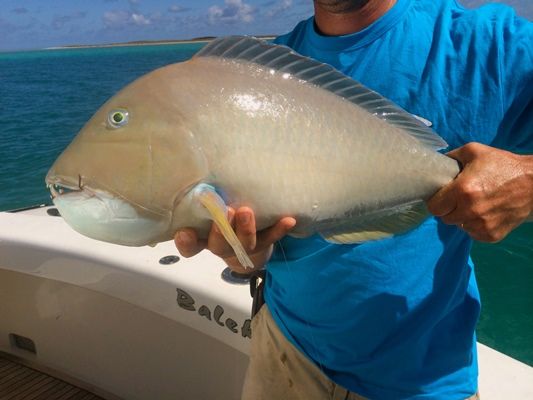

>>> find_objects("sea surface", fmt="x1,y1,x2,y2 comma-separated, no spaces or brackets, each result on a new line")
0,43,531,366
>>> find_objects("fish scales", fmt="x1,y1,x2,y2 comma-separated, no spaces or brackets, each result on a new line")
182,57,454,231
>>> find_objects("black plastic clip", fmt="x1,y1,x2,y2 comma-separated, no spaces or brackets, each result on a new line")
249,269,266,319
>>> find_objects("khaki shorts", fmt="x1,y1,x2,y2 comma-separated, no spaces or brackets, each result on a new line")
242,305,480,400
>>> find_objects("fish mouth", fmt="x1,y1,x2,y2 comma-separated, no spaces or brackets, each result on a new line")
45,175,170,246
46,174,168,219
46,175,139,222
47,175,96,200
47,175,122,209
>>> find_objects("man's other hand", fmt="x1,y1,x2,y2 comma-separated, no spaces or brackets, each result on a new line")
427,142,533,242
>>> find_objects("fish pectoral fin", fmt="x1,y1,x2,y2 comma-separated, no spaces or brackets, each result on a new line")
322,230,392,244
194,184,255,269
320,201,429,244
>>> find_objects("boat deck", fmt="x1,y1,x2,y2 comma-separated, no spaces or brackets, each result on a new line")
0,354,105,400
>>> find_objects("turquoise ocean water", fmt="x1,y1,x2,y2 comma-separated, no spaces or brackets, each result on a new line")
0,43,531,365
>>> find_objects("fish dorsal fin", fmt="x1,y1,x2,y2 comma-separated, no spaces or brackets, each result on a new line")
196,36,448,151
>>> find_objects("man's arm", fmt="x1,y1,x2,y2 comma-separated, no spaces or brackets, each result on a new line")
427,142,533,242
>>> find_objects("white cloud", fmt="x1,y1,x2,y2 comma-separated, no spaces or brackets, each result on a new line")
208,0,255,25
168,5,190,13
103,10,151,28
265,0,292,17
131,13,151,25
103,10,129,27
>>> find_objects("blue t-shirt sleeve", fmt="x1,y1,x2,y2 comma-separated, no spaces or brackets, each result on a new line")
493,9,533,153
438,3,533,152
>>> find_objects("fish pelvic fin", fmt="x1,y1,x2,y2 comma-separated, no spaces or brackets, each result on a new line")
196,36,448,151
193,184,255,269
320,201,429,244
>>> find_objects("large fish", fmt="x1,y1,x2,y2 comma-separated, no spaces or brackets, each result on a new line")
46,36,460,268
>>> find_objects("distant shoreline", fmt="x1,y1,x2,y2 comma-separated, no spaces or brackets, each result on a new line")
45,36,276,50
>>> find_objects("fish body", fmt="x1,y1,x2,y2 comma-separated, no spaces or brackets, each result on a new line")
46,36,459,263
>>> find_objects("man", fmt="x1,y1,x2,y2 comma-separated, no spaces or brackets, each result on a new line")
176,0,533,398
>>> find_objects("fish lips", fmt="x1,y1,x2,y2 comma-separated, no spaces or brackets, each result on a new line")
45,175,170,246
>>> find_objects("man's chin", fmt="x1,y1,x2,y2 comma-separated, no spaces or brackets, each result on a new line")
314,0,371,14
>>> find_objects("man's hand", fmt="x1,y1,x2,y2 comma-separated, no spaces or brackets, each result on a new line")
174,207,296,274
427,142,533,242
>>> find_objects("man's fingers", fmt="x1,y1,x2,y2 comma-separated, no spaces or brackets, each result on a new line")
258,216,297,245
446,142,483,166
438,207,469,225
427,183,457,217
428,143,480,219
175,208,296,266
460,218,507,243
174,228,207,258
235,207,257,251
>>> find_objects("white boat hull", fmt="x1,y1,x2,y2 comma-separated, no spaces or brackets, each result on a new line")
0,206,531,399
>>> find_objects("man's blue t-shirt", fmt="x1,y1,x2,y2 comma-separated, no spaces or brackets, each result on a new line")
266,0,533,399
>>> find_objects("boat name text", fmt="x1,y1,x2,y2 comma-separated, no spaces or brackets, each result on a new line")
176,288,251,339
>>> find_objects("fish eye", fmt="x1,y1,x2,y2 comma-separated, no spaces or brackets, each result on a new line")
107,109,129,128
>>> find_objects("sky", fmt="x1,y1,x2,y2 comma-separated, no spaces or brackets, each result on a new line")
0,0,531,51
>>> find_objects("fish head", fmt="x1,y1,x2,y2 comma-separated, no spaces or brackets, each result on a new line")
45,64,208,246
